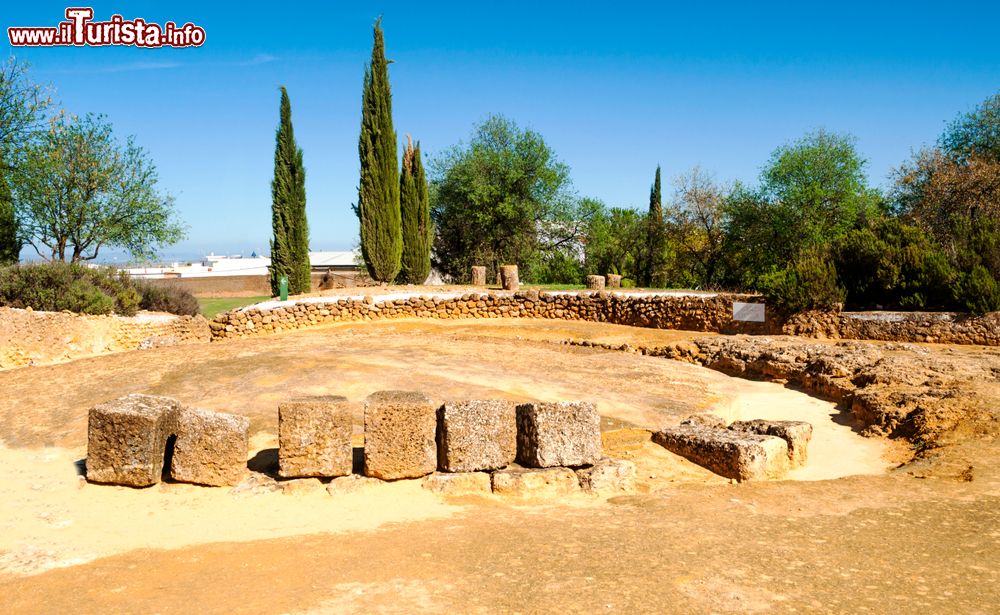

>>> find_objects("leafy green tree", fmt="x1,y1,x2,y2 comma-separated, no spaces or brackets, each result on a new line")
269,87,310,296
0,57,53,264
643,165,666,286
583,200,646,284
666,167,728,288
357,17,401,283
15,113,184,262
0,165,17,265
724,130,882,286
431,114,580,282
940,91,1000,163
399,136,432,284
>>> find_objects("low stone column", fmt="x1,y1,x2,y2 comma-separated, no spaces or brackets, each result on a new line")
500,265,519,291
586,275,606,290
606,274,622,288
471,266,487,286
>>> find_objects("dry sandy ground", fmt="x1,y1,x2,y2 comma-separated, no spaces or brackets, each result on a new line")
0,319,996,613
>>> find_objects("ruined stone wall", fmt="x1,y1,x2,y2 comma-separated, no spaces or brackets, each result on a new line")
209,291,772,339
783,310,1000,346
0,307,211,368
209,290,1000,346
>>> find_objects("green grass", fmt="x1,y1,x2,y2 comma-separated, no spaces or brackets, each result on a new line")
198,296,270,319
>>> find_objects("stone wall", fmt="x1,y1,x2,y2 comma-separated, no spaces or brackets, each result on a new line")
783,310,1000,346
209,291,772,339
0,307,211,369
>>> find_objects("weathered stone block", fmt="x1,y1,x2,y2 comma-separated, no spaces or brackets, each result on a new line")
326,474,382,495
576,457,636,494
586,275,606,290
363,390,437,480
437,399,516,472
86,394,181,487
500,265,519,291
515,401,602,468
471,266,487,286
728,419,813,467
171,407,249,487
422,471,492,495
491,466,579,498
278,395,353,478
651,424,789,481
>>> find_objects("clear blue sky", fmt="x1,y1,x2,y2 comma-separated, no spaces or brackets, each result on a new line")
5,1,999,261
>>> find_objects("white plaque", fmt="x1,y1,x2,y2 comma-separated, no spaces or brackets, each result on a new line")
733,302,765,322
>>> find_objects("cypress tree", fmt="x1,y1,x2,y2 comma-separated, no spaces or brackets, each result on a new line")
357,17,401,283
400,135,432,284
645,165,665,287
270,86,310,296
0,162,18,265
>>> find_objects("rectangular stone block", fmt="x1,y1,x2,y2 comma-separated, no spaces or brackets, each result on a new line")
86,394,181,487
171,407,249,487
728,419,813,467
652,424,789,481
278,395,353,478
491,466,580,498
422,471,492,496
437,399,516,472
515,401,602,468
576,457,636,494
363,390,437,480
471,266,487,286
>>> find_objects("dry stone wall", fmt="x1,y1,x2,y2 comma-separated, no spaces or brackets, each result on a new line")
210,291,1000,346
210,290,771,340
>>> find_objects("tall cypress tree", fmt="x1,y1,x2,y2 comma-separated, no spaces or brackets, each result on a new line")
357,17,401,283
645,165,665,287
270,86,310,296
0,161,18,265
400,135,432,284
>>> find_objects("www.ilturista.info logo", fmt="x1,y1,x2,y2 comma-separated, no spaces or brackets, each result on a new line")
8,8,205,48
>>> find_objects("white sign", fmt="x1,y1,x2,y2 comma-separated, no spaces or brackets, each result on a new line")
733,302,766,322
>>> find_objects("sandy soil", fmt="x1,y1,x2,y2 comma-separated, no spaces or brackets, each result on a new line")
0,319,994,613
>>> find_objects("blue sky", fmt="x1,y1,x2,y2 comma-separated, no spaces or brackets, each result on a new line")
4,2,999,261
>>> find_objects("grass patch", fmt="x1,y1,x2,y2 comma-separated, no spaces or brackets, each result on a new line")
198,296,270,319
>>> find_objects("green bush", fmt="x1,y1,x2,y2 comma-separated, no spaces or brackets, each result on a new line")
0,262,200,316
833,219,955,309
758,252,846,312
133,280,200,316
953,265,1000,314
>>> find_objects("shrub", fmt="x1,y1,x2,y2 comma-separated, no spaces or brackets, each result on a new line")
953,265,1000,314
134,280,200,316
758,251,846,313
0,262,197,316
833,219,955,309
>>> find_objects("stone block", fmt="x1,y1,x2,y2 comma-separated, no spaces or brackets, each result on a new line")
471,266,487,286
728,419,813,467
651,424,789,481
586,275,606,290
278,395,353,478
326,474,382,495
576,457,636,494
500,265,519,291
86,394,181,487
491,466,580,498
437,399,516,472
516,401,602,468
363,390,437,480
606,274,622,288
171,407,249,487
422,471,492,495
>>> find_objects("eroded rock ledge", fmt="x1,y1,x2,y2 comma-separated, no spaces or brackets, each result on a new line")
577,336,1000,455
